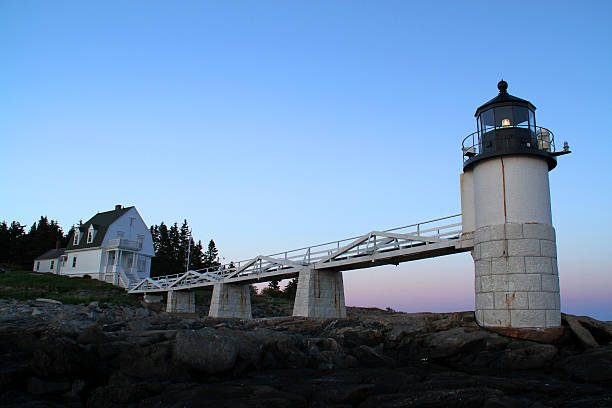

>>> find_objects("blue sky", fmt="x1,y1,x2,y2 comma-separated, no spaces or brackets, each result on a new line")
1,1,611,319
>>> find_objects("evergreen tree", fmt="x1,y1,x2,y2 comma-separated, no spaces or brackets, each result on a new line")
204,239,219,267
0,222,10,267
7,222,26,268
189,239,205,270
150,222,173,277
149,220,219,277
179,220,190,271
262,278,282,297
150,225,160,253
168,222,181,273
283,278,298,298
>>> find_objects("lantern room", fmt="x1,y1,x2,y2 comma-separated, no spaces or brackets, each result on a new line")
462,80,562,171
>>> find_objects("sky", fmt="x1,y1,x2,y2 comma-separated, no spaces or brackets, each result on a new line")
1,1,611,320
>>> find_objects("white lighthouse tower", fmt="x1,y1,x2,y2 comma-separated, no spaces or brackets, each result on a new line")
461,81,570,329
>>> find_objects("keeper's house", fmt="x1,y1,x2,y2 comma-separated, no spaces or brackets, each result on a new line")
34,205,154,289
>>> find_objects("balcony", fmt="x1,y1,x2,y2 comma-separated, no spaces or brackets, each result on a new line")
106,238,142,251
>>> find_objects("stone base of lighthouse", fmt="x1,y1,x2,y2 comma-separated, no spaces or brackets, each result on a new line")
473,222,560,328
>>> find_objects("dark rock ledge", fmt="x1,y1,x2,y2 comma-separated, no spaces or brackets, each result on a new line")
1,299,611,407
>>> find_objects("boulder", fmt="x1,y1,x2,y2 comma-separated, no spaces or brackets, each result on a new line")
489,342,557,370
137,383,307,408
27,377,71,395
334,327,384,348
564,314,599,348
174,329,238,374
555,345,612,384
351,345,395,368
423,327,492,358
77,324,109,345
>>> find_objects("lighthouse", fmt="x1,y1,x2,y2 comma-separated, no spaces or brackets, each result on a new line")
461,81,570,328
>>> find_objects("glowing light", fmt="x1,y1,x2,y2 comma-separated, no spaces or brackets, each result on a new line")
501,118,511,127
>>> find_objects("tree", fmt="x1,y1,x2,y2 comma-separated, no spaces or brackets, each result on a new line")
283,278,298,298
189,239,205,270
179,220,190,271
262,278,282,297
149,220,220,277
204,239,219,268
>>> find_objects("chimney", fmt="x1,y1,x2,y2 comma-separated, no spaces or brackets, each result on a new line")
115,204,122,210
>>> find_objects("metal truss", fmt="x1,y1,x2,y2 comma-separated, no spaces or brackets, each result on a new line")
130,214,471,294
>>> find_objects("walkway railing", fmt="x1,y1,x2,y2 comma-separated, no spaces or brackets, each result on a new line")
130,214,466,293
462,125,555,162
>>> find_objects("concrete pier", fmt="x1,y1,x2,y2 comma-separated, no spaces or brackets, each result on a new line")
166,290,195,313
293,268,346,319
209,283,252,319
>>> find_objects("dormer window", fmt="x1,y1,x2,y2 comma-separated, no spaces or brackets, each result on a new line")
87,225,96,244
73,231,81,245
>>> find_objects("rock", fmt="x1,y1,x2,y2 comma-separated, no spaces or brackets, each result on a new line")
0,390,67,407
565,314,599,348
555,345,612,384
490,342,557,370
485,326,566,344
351,345,395,368
27,377,71,395
175,328,238,374
0,358,29,393
31,335,98,378
423,327,492,358
31,308,43,316
127,319,152,331
359,387,504,408
574,315,612,342
335,327,384,348
312,383,376,406
137,383,307,408
88,301,99,308
35,298,62,305
77,324,109,344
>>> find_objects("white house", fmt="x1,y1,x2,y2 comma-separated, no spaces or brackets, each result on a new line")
60,205,155,289
34,248,66,274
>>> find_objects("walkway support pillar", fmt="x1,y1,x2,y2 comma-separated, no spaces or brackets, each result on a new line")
293,268,346,319
209,283,252,319
166,290,195,313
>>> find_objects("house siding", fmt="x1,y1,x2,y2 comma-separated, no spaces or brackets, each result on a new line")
62,248,104,278
103,208,155,257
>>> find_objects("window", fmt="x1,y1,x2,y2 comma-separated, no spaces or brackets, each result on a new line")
137,235,144,249
137,258,146,272
87,225,95,243
73,231,80,245
72,257,77,268
36,261,40,271
50,260,54,269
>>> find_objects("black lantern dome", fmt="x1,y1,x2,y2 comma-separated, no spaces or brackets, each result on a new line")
462,81,558,170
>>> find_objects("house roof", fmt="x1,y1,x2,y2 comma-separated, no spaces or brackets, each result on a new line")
35,248,66,261
66,206,134,250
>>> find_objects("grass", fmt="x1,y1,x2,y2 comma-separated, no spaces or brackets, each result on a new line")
0,270,140,307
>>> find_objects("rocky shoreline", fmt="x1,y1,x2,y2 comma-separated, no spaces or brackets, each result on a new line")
1,299,611,407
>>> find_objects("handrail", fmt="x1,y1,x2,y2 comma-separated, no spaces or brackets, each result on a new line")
462,125,555,161
136,214,463,290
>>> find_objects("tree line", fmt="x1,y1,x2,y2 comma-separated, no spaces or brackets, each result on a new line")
0,216,220,278
0,217,69,270
149,220,220,277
